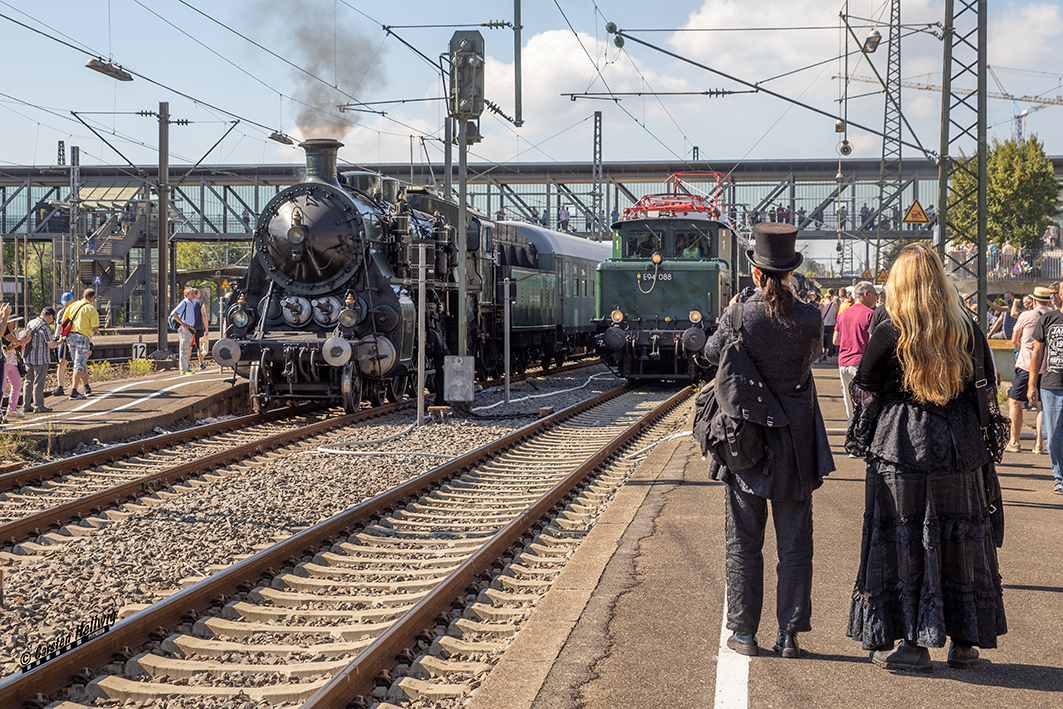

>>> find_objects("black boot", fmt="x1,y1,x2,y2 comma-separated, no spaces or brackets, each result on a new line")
773,631,801,658
946,640,979,668
726,633,759,657
871,639,932,672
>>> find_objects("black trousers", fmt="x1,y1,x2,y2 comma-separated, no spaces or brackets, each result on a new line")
724,485,814,635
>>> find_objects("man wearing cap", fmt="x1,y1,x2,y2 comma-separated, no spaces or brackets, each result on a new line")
703,222,834,660
1007,286,1053,453
52,292,74,396
1030,283,1063,494
23,307,60,413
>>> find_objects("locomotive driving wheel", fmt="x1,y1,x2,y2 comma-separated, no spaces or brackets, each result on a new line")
368,381,387,407
385,374,409,403
341,362,362,413
249,362,272,414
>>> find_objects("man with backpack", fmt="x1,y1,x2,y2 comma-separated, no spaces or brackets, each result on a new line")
23,307,61,413
51,292,74,395
170,287,197,375
63,289,99,400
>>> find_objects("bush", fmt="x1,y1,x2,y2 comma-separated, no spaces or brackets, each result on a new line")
87,360,116,382
127,358,154,378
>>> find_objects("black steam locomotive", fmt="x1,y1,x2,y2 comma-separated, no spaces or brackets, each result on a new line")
213,139,610,413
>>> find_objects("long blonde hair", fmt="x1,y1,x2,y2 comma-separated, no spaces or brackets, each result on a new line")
885,243,973,405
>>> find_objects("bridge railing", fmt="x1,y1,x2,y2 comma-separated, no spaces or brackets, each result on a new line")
945,247,1063,283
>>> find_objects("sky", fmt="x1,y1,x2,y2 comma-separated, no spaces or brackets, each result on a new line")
0,0,1061,175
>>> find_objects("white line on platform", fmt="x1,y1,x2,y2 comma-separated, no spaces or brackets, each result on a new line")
4,372,228,431
714,594,749,709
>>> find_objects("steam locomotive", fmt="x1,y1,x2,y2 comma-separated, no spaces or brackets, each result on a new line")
212,139,610,413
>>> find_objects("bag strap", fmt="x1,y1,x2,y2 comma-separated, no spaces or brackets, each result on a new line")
971,323,992,429
731,301,744,337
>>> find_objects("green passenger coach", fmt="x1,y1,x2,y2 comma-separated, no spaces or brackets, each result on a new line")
594,173,749,381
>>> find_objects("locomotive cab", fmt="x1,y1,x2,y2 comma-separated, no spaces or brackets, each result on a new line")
595,176,747,382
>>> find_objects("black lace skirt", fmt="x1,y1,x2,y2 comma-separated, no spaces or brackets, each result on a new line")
847,458,1007,650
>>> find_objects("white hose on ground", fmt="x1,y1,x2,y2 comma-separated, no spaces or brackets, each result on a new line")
473,371,615,412
623,430,692,460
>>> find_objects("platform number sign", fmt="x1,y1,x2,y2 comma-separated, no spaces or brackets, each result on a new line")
132,342,148,360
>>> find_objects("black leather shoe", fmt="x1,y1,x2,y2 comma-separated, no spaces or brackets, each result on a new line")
946,641,979,668
726,633,759,656
773,631,801,658
871,640,932,672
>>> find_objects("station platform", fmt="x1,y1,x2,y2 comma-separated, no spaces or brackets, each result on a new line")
0,368,247,454
471,365,1062,709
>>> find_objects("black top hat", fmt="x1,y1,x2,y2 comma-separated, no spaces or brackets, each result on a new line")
747,222,803,272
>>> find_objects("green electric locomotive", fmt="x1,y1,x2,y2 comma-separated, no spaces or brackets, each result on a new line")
594,173,749,381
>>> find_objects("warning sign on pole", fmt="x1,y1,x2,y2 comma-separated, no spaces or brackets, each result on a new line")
861,268,872,278
902,199,929,224
876,269,888,283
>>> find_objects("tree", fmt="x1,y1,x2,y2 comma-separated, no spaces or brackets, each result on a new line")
803,258,824,278
948,135,1060,249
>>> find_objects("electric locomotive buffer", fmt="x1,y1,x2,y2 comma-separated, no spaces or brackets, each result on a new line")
594,173,748,381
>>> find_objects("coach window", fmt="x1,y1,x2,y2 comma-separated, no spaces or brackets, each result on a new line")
564,260,571,297
582,264,588,297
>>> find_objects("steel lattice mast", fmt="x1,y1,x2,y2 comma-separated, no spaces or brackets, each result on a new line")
875,0,902,271
935,0,988,328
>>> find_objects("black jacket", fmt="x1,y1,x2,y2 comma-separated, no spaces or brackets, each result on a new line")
704,291,835,500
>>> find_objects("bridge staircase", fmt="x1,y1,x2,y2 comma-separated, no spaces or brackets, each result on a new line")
78,213,152,311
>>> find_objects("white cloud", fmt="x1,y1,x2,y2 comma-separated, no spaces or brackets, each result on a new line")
989,2,1063,67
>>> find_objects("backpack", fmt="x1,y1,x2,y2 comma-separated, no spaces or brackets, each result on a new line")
58,302,87,339
692,301,790,475
169,300,189,331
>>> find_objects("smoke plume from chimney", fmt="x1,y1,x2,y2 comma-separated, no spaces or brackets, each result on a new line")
252,0,387,139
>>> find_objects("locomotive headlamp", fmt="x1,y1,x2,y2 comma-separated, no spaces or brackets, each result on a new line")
338,308,358,328
651,252,662,264
287,207,307,245
611,309,624,323
231,309,250,329
689,310,703,323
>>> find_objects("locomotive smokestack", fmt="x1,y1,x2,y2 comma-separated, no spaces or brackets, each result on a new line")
300,138,343,188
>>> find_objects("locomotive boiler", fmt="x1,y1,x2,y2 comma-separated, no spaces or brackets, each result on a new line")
214,138,610,413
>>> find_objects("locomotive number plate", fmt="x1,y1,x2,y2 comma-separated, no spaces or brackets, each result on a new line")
639,272,672,281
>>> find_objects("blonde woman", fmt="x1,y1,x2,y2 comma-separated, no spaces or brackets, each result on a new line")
846,243,1006,671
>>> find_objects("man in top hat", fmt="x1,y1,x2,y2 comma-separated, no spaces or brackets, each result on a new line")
1007,285,1054,453
703,222,834,659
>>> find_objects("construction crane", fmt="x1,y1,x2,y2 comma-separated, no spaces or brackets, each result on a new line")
843,73,1063,106
843,71,1061,142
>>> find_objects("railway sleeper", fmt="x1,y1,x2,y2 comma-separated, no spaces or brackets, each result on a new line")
161,633,372,660
313,550,473,569
87,674,330,705
220,600,415,624
478,587,539,607
389,675,470,702
127,650,356,681
248,586,432,608
429,633,505,659
465,602,526,623
409,654,491,680
271,572,442,594
447,617,519,640
193,615,391,642
334,538,484,554
293,560,460,580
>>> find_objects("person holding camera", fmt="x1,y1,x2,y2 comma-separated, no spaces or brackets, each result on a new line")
703,223,834,659
170,287,198,375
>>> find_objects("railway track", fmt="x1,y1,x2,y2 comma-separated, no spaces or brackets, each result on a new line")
0,358,602,553
0,383,690,708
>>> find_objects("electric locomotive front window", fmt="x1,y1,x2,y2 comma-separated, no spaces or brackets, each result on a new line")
625,230,658,258
675,229,712,259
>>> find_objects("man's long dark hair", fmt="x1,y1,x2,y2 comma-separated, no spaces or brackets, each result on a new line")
760,269,796,320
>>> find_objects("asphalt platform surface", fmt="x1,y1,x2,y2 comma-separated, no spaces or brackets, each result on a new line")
470,364,1063,709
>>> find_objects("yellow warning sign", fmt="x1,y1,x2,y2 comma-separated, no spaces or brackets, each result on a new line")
902,199,929,224
876,269,888,283
862,268,872,278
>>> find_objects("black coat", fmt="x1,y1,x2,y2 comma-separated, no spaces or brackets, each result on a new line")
703,292,835,500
